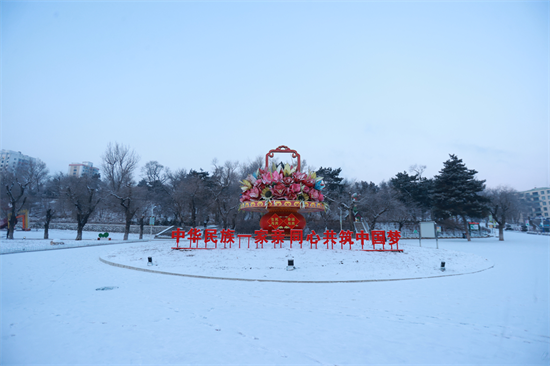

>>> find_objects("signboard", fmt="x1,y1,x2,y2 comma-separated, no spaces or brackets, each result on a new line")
149,216,155,226
469,222,479,230
420,221,436,238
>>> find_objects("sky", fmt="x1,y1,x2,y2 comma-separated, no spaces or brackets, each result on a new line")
1,0,548,191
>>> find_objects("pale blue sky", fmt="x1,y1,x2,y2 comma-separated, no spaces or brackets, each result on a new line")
1,1,548,191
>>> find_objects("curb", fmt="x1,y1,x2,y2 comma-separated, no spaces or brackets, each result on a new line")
99,257,495,284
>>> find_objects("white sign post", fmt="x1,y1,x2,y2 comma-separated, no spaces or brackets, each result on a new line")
419,221,438,249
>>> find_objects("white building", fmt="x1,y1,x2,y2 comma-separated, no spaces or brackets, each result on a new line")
0,149,37,173
520,187,550,218
68,161,100,178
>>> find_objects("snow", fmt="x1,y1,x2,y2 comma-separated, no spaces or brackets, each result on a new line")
1,230,549,365
103,242,492,282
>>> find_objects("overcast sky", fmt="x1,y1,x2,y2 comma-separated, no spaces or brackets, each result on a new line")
1,1,548,191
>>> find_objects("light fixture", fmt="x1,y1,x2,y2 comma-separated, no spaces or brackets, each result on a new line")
286,259,295,271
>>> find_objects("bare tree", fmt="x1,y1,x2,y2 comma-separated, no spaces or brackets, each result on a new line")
483,186,524,241
61,175,102,240
211,160,240,229
39,173,64,239
102,142,141,240
25,158,49,193
141,161,166,186
2,170,31,239
353,181,402,233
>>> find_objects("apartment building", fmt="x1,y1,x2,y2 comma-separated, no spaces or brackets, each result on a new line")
68,161,100,178
0,149,37,173
520,187,550,218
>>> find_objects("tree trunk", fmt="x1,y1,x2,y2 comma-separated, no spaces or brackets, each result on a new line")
139,216,144,240
75,213,90,240
461,215,471,241
7,214,17,239
124,219,131,240
497,218,505,241
76,223,84,240
498,225,504,241
44,209,53,239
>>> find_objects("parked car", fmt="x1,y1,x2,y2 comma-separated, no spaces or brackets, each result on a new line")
520,225,528,232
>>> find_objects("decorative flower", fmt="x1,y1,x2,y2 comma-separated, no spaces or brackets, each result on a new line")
240,164,326,207
297,193,309,201
248,187,261,200
282,177,294,185
261,172,273,185
240,179,252,192
272,170,283,183
272,183,287,199
309,189,320,201
290,183,301,193
240,190,251,202
304,178,316,187
261,187,273,200
292,172,307,183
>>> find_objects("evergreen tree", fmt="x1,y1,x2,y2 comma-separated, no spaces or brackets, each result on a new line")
390,171,433,217
432,154,489,241
315,167,344,196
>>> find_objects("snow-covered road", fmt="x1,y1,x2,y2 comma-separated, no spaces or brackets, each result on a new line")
1,231,548,365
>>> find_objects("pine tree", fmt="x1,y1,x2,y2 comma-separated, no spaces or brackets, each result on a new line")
432,154,489,241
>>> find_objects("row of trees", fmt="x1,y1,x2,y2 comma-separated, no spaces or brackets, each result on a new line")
1,143,532,241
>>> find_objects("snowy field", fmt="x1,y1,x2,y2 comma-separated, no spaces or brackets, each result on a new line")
0,229,147,254
1,230,549,365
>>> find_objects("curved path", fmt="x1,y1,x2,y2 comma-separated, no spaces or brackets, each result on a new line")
99,256,495,283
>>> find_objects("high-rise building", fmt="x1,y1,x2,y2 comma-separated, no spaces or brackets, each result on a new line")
520,187,550,218
68,162,100,178
0,149,37,173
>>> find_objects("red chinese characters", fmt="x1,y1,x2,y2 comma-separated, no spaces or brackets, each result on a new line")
171,228,403,252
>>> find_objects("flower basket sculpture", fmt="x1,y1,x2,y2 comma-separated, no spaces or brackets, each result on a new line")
239,146,327,236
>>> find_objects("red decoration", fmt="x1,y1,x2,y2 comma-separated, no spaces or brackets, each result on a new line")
323,229,337,249
271,229,285,248
240,147,326,238
339,230,354,250
290,229,303,248
259,207,307,237
254,229,268,248
171,228,403,252
371,230,386,250
355,230,370,250
307,230,321,249
205,229,218,248
220,229,235,248
388,230,401,250
187,228,202,248
171,228,186,247
265,145,301,172
237,234,252,249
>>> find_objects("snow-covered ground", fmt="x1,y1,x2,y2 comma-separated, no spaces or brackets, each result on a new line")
1,230,548,365
102,241,493,282
0,229,147,254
